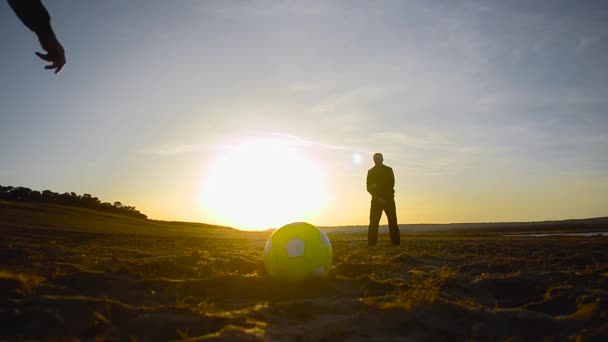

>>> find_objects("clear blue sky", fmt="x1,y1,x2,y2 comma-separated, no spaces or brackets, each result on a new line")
1,0,607,228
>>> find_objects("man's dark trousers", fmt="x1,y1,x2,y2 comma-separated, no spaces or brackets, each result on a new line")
368,198,400,246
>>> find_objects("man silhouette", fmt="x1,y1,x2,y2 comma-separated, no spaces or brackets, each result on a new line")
8,0,66,74
366,153,400,246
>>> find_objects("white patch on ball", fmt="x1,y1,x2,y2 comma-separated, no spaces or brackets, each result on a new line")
285,237,305,257
319,230,330,248
313,266,325,276
263,239,272,256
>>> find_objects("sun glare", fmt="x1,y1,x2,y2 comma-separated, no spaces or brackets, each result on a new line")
201,139,329,230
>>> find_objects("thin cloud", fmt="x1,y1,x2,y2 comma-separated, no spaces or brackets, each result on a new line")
576,35,602,54
266,132,354,151
141,143,221,156
142,132,359,157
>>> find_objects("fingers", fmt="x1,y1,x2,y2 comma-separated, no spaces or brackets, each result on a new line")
55,62,65,74
43,62,65,74
36,51,66,74
36,51,53,62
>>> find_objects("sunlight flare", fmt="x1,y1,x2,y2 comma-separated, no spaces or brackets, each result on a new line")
200,139,329,230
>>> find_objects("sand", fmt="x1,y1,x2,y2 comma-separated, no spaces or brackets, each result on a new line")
1,220,607,341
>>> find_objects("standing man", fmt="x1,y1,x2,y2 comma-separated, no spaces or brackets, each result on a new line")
366,153,400,246
8,0,66,74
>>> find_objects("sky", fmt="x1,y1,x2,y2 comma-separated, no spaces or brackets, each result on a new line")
1,0,607,229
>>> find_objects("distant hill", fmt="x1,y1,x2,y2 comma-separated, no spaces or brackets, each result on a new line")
0,200,242,238
0,185,146,219
322,217,608,235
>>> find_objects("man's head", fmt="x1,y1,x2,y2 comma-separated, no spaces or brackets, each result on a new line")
373,153,384,165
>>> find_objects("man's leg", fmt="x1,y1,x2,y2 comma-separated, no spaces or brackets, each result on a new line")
368,200,382,246
385,198,400,245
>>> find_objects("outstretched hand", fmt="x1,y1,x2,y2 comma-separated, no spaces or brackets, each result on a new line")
36,34,65,74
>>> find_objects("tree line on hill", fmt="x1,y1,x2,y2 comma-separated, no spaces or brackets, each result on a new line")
0,185,147,219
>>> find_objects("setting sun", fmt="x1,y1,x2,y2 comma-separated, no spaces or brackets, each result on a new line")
200,139,329,230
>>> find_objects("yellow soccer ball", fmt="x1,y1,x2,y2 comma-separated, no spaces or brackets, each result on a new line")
263,222,333,280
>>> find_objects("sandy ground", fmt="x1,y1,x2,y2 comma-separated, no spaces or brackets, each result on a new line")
1,224,607,341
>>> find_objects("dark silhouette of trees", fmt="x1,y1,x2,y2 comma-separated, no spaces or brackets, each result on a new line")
0,185,147,219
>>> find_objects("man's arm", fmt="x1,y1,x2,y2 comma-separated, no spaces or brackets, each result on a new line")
366,170,377,197
8,0,52,35
389,167,395,190
8,0,66,74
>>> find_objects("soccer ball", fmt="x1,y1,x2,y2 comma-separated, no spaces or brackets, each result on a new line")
263,222,332,280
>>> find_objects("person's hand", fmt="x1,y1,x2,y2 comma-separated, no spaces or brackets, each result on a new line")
36,33,66,74
370,183,377,189
378,197,386,205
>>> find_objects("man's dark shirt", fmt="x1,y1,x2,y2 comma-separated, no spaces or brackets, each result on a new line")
8,0,53,38
366,164,395,199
